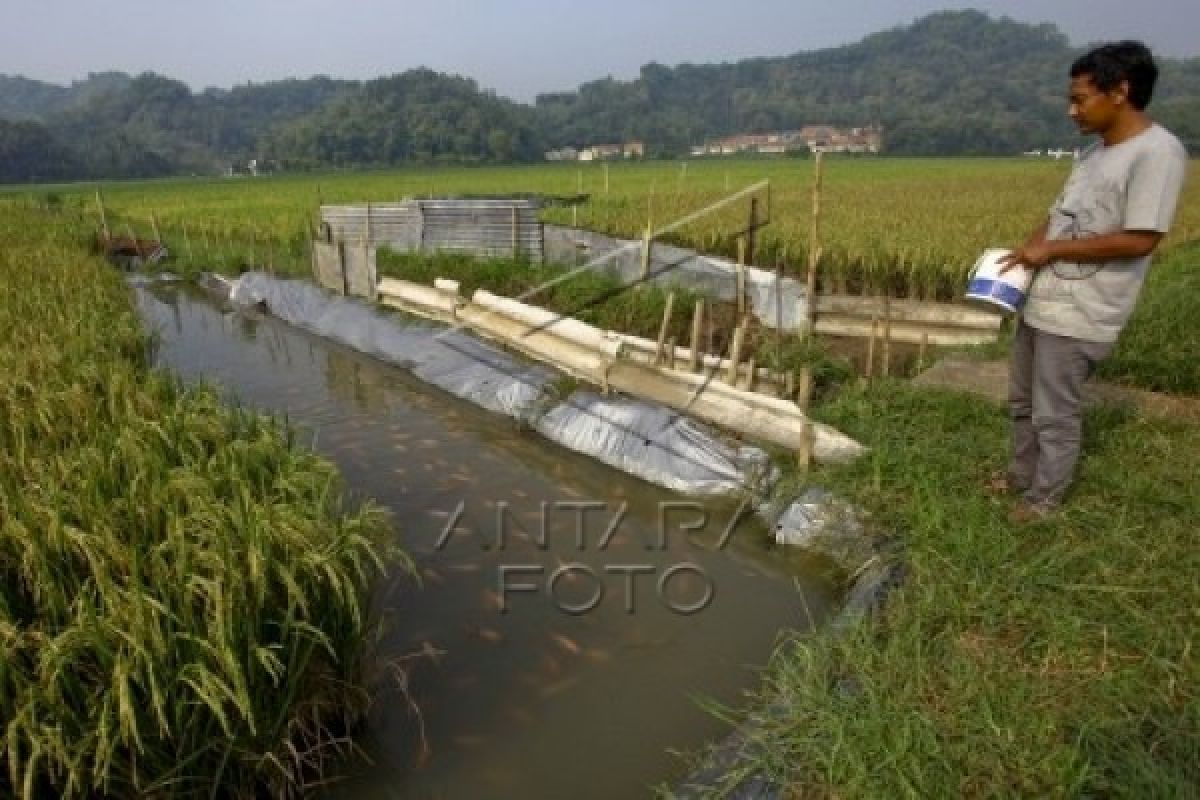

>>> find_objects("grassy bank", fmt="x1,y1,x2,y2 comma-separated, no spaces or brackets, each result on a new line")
0,205,398,797
1098,241,1200,394
726,382,1198,796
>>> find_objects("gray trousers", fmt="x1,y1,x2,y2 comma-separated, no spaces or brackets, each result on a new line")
1008,320,1113,507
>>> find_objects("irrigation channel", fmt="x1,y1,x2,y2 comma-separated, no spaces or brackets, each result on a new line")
134,282,842,798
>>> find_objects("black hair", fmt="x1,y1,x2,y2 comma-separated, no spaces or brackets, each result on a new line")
1070,41,1158,110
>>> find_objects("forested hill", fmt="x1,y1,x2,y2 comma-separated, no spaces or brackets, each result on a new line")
536,10,1200,156
2,11,1198,184
0,72,132,120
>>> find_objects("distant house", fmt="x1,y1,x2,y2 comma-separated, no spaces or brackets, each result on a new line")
559,142,643,161
691,126,881,157
578,144,623,161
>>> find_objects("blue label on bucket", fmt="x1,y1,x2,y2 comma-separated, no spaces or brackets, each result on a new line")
966,278,1026,313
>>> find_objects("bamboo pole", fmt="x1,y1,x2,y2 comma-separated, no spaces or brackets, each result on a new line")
95,189,110,240
795,367,813,412
745,196,758,267
796,422,815,473
511,204,519,257
743,357,756,391
917,332,930,375
775,256,784,373
182,220,194,263
655,291,676,366
307,217,317,281
804,150,825,338
881,293,892,378
736,237,747,316
640,221,653,281
666,336,677,370
725,317,749,384
865,315,879,381
150,213,161,243
689,299,705,372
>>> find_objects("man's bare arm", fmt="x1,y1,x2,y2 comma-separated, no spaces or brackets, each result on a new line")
1000,229,1162,272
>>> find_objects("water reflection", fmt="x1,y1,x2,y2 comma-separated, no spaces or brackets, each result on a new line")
136,285,840,799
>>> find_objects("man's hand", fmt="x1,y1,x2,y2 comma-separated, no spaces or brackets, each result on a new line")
998,241,1056,274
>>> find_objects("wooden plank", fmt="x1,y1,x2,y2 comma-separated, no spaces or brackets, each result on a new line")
815,314,1000,346
815,294,1002,330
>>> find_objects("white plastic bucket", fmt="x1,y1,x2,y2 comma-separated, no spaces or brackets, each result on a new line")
964,248,1032,314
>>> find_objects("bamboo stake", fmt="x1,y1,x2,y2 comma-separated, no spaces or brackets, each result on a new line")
745,196,758,267
796,422,815,473
865,315,879,381
736,237,747,316
796,367,813,412
95,189,110,240
804,150,825,338
706,303,715,357
307,217,317,281
689,299,705,372
666,336,677,370
743,357,756,391
655,291,676,365
182,220,194,263
150,213,161,243
725,317,749,384
640,221,653,281
603,163,609,194
511,204,519,257
917,332,930,374
775,256,784,372
881,293,892,377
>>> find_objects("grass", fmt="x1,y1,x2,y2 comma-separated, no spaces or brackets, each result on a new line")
716,381,1199,797
1098,241,1200,394
0,203,403,798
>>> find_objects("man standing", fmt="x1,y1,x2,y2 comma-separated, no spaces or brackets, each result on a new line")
997,41,1187,522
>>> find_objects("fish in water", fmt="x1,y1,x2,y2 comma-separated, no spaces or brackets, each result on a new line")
549,632,581,656
464,623,504,644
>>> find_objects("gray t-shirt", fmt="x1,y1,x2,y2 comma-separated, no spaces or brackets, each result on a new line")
1022,123,1187,343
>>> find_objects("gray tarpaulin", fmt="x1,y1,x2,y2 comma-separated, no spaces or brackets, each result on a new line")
226,272,769,495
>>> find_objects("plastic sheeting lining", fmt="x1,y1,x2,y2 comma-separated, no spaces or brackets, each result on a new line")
227,272,769,495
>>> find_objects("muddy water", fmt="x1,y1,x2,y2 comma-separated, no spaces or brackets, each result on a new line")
136,286,841,799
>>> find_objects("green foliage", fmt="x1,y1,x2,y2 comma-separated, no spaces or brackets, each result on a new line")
0,119,81,183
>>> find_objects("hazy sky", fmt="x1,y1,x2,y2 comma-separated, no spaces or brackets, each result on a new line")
4,1,1197,101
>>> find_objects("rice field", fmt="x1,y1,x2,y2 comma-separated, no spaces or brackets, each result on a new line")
0,205,399,798
14,157,1200,300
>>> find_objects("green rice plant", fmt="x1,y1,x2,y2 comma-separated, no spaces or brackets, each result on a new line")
0,203,403,798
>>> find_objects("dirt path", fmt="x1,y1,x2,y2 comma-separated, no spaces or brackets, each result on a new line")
911,356,1200,422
